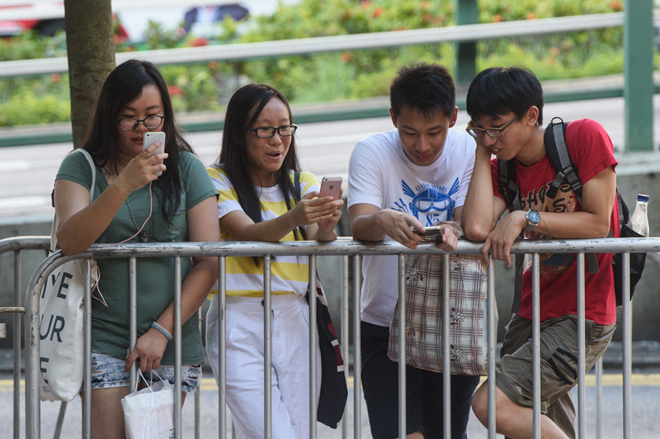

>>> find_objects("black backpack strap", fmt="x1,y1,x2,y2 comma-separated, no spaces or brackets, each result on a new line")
544,118,583,205
292,171,307,240
498,159,522,211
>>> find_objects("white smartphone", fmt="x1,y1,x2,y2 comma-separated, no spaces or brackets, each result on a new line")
143,131,166,176
319,176,342,199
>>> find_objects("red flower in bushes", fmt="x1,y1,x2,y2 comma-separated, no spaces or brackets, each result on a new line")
209,61,219,71
341,51,351,63
527,12,537,20
609,1,623,11
189,37,209,47
168,85,184,97
50,73,60,83
373,7,383,18
492,14,503,23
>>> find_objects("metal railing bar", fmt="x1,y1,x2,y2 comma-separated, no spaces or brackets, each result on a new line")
25,237,658,261
83,259,92,439
352,254,361,439
129,257,137,391
596,358,603,439
442,254,451,439
52,402,67,439
340,255,349,439
263,254,272,439
174,256,183,439
532,253,541,438
16,237,50,439
397,253,406,439
195,308,202,439
13,251,21,439
0,13,629,78
487,256,496,439
577,253,586,439
622,253,632,439
309,255,318,439
0,236,50,253
218,256,227,439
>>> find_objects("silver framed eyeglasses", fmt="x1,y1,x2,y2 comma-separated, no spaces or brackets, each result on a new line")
245,124,297,138
118,115,164,131
466,115,519,139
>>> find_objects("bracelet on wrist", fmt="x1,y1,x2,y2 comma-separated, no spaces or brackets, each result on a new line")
151,321,173,341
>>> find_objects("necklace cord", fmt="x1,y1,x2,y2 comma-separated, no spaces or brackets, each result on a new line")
98,181,154,246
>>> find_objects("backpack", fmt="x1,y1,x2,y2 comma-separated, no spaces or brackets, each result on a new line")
498,117,646,308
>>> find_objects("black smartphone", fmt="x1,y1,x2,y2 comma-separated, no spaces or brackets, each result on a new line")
413,226,444,243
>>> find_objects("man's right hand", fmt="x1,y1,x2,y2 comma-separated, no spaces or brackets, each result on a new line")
375,209,425,249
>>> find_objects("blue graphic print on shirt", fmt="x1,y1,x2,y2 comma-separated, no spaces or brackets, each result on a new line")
391,178,460,226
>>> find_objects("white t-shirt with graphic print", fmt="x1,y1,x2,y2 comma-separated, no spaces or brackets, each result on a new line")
348,128,476,327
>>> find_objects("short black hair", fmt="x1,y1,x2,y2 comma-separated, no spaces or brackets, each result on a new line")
466,66,544,126
390,62,456,120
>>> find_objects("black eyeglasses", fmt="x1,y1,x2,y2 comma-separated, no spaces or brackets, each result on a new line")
118,115,164,131
245,124,297,138
466,115,519,139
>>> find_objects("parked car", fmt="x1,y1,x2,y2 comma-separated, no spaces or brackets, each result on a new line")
0,2,65,37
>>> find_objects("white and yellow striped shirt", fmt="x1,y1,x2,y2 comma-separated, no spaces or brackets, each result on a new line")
207,165,320,297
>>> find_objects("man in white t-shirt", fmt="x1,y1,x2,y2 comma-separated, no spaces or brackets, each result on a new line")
348,63,479,439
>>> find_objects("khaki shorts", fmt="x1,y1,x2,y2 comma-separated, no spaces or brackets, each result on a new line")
496,314,615,437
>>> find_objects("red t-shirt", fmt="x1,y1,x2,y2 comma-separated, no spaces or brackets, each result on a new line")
491,119,618,325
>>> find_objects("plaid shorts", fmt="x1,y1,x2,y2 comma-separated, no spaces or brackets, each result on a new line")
90,350,202,393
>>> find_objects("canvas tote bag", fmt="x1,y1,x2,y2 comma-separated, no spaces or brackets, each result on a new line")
388,253,495,376
39,149,99,401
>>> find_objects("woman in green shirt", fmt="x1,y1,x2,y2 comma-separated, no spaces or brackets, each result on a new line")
54,59,219,438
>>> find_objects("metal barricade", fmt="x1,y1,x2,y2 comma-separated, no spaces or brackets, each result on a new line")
0,236,50,439
22,237,660,438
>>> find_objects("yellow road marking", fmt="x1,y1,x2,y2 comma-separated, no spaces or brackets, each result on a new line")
3,374,659,393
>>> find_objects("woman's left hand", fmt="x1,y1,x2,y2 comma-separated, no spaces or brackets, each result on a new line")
317,188,343,232
124,328,169,373
317,199,343,232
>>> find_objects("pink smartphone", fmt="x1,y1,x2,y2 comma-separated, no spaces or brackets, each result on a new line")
319,176,342,199
143,131,166,176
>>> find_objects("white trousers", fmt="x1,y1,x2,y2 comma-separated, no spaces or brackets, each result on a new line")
206,294,321,439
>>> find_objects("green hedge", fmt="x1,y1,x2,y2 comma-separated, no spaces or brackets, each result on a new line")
0,0,641,127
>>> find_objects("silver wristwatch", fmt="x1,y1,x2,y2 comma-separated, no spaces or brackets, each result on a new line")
524,210,541,231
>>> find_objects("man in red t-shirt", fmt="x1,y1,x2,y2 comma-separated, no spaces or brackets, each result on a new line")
461,67,617,439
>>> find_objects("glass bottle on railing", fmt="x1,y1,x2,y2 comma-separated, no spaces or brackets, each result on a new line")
628,194,650,237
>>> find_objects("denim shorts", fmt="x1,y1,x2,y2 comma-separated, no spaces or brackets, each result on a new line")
90,350,202,393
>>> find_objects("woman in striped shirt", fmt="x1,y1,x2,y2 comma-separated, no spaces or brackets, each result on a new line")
206,84,343,439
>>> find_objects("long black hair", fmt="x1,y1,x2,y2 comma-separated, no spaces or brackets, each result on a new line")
81,59,195,221
216,83,302,227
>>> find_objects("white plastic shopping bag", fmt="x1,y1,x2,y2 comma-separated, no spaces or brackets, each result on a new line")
121,370,175,439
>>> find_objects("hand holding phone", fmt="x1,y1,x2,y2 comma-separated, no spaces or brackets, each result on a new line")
143,132,166,176
319,176,342,199
413,226,444,243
